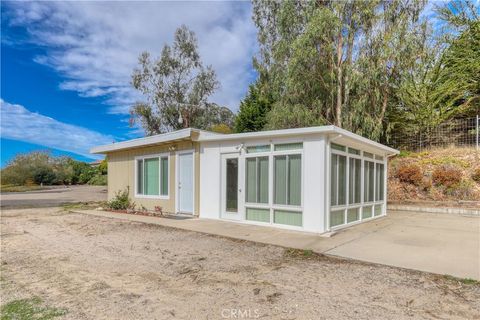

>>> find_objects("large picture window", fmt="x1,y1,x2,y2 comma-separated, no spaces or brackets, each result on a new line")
246,157,269,204
349,158,361,204
274,154,301,206
136,155,169,197
376,163,385,201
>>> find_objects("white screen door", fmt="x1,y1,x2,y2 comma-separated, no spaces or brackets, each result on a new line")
178,152,194,214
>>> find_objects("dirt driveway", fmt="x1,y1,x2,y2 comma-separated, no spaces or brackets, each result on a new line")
0,185,107,209
1,208,479,319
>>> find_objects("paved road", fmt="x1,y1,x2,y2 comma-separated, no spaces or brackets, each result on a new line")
0,185,107,209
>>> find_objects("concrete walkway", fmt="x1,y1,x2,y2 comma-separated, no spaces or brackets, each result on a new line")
72,209,480,280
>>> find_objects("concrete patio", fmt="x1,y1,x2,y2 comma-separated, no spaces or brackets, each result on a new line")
73,209,480,280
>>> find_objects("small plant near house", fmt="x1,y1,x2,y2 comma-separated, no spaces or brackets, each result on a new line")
154,206,164,215
395,164,423,185
432,165,462,188
106,188,135,211
471,167,480,184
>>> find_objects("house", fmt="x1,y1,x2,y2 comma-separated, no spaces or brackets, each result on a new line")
90,126,399,233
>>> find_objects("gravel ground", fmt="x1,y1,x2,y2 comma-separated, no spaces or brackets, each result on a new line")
1,208,479,320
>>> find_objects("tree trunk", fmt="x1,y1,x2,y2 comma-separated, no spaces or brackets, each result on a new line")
335,28,343,127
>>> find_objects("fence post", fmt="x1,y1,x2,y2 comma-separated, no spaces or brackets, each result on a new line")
477,114,479,150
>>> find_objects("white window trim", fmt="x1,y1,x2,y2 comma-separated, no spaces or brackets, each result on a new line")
243,141,305,229
329,142,387,230
134,153,170,199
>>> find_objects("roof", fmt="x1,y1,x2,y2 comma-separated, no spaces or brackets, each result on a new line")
90,126,399,155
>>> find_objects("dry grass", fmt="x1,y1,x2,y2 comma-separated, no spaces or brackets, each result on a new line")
389,147,480,202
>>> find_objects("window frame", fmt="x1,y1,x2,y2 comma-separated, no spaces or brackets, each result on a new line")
243,141,304,228
134,153,170,199
329,144,386,230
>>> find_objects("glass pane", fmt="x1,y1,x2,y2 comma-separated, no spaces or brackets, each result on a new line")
347,208,360,223
374,204,383,216
137,160,143,194
364,152,374,159
288,154,301,205
362,206,373,219
246,158,257,203
349,158,361,204
375,155,384,161
338,155,347,205
330,154,338,206
330,210,345,227
274,143,303,151
368,162,375,202
160,157,168,196
376,163,385,201
258,157,269,203
348,147,360,155
274,156,287,205
226,158,238,212
246,145,270,153
274,210,302,227
246,208,270,223
331,143,346,152
144,158,159,196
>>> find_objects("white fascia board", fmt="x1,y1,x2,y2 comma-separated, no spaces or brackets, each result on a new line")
197,125,399,155
90,128,194,154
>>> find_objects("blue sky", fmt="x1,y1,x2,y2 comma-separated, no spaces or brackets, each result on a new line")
1,1,257,167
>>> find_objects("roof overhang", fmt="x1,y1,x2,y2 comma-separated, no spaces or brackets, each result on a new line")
90,125,398,156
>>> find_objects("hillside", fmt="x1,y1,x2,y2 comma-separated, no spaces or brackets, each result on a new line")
388,147,480,206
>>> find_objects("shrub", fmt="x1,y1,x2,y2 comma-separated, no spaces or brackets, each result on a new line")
106,188,134,210
87,175,107,186
445,180,474,199
395,164,423,185
472,167,480,184
432,165,462,188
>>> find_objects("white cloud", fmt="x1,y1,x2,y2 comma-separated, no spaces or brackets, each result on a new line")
3,1,257,114
0,99,113,158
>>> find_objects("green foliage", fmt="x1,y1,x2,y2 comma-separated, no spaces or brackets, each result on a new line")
235,83,273,133
1,297,66,320
130,25,233,134
0,151,107,187
87,174,107,186
106,188,134,210
98,160,108,175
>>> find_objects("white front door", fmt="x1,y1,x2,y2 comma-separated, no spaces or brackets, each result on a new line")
178,152,194,214
221,153,242,220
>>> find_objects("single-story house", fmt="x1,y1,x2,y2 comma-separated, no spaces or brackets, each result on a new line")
91,126,398,234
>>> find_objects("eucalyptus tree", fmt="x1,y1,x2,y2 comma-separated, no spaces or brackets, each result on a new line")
250,0,428,141
130,25,229,135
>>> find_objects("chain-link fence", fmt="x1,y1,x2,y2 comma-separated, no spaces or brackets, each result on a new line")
389,116,479,151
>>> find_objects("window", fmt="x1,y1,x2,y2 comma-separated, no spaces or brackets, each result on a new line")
246,145,270,153
136,155,168,197
246,208,269,223
374,204,383,216
274,142,303,151
349,158,361,204
331,154,347,206
330,210,344,227
246,157,269,203
363,152,374,159
331,143,346,152
375,163,385,201
363,206,373,219
274,210,302,227
364,160,375,202
274,154,301,206
348,147,360,155
347,208,360,223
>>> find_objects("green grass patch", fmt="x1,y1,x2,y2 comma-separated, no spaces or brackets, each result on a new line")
0,185,45,193
443,274,479,285
62,201,106,211
1,297,66,320
284,248,319,259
